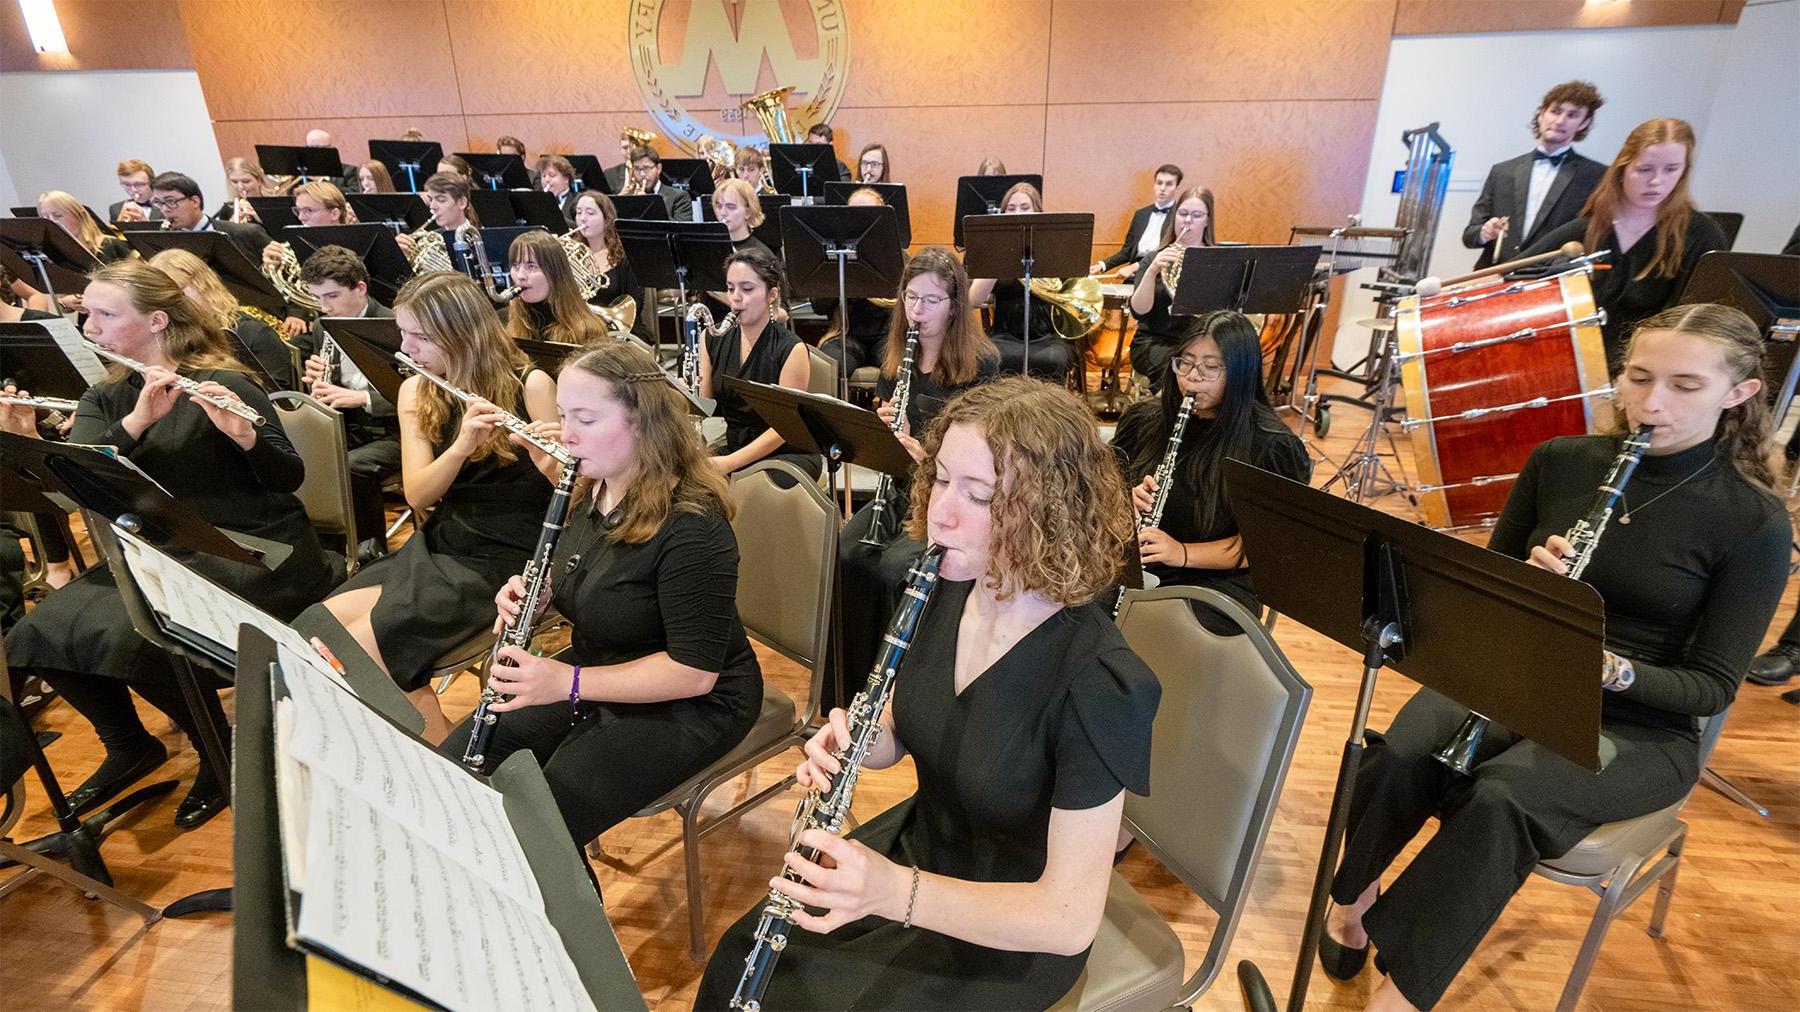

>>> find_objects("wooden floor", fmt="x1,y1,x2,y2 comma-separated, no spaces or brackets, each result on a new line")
3,375,1796,1011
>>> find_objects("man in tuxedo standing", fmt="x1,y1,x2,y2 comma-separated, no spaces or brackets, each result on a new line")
1462,80,1607,269
1091,163,1184,279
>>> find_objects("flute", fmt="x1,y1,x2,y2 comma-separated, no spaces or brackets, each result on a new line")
0,394,80,412
83,341,266,427
394,351,573,465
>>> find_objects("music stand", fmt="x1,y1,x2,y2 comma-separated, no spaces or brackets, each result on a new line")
244,196,300,232
1678,251,1800,420
1170,245,1323,317
768,143,842,204
722,376,912,517
470,190,567,231
347,192,431,231
122,230,287,315
962,211,1092,377
564,154,611,194
114,220,166,233
700,192,793,253
456,152,531,190
779,204,905,399
1222,459,1605,1011
0,320,103,400
616,219,733,363
822,182,912,247
610,194,671,222
279,224,413,305
324,318,405,406
367,139,443,192
952,173,1043,249
0,218,97,315
660,158,714,206
447,224,541,295
256,144,342,186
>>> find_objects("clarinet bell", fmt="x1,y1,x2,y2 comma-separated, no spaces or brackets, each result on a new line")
1432,712,1488,775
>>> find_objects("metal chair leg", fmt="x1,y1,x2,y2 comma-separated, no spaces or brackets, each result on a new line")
1555,856,1640,1012
682,798,708,961
1699,766,1768,817
1647,828,1684,938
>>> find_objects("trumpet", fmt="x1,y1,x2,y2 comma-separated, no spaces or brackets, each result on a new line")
230,196,257,224
83,341,266,427
394,351,571,465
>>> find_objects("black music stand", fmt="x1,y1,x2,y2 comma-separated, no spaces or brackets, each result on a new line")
1222,460,1605,1012
822,181,912,247
564,154,611,194
324,317,406,406
279,223,413,305
0,321,102,399
367,139,443,192
1678,251,1800,418
457,152,531,190
0,218,98,315
952,173,1043,249
1169,245,1323,317
114,221,166,233
700,192,793,253
963,211,1093,377
256,145,341,186
723,376,912,517
779,204,905,398
8,203,112,236
122,229,288,315
616,219,733,362
470,190,568,230
769,143,842,203
243,197,299,232
610,194,672,222
346,192,431,231
661,158,714,207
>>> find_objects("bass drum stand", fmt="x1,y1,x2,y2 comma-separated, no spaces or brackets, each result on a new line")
1316,327,1415,508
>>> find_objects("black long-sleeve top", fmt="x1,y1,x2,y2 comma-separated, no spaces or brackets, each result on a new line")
586,250,652,341
1127,250,1187,343
1488,434,1788,737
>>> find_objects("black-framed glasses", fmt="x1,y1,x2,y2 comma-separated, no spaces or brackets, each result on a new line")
148,195,193,211
1171,356,1225,380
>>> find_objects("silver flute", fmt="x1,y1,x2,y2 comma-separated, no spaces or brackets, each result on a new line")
1114,392,1197,614
83,341,266,427
0,394,79,412
394,351,572,465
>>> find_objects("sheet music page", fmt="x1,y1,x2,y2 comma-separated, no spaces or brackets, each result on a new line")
297,780,597,1012
40,315,108,384
273,698,312,890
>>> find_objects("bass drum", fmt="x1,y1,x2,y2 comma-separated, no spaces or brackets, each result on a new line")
1396,266,1611,529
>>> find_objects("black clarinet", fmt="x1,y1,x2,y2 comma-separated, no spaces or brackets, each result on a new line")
729,545,947,1010
461,464,580,771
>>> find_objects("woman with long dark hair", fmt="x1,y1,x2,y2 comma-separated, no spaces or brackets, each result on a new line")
503,230,608,347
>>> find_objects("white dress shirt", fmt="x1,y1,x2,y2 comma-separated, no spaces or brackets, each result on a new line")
1136,204,1172,257
1523,144,1571,233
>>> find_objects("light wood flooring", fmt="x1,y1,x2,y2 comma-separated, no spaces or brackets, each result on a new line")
3,375,1796,1011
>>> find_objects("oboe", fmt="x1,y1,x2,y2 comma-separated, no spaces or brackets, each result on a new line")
858,323,919,548
1114,393,1196,614
394,352,573,465
83,341,266,427
1433,424,1653,774
730,545,947,1011
463,463,580,771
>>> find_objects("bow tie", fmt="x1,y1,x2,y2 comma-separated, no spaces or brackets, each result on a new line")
1533,149,1569,167
1151,205,1172,214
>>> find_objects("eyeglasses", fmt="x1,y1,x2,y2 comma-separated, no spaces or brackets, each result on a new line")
148,196,192,211
902,292,949,307
1171,356,1225,380
859,159,884,168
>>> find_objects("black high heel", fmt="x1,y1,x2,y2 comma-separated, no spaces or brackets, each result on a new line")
1318,922,1369,982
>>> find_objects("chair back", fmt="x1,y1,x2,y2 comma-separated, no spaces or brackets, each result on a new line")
806,343,839,397
269,392,360,562
1114,585,1312,998
729,460,839,724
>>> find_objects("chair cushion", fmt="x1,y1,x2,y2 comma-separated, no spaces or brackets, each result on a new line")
639,685,798,815
1539,803,1685,878
849,366,882,387
1049,871,1185,1012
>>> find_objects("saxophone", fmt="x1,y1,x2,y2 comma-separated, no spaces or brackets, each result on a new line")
1114,392,1196,615
859,324,919,548
730,545,947,1011
680,302,736,394
1432,425,1655,774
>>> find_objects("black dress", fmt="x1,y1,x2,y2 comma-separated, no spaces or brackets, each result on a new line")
1127,251,1192,391
439,496,762,842
1110,401,1311,631
706,319,822,476
1521,213,1728,368
322,373,554,690
813,298,894,374
697,580,1161,1010
989,278,1076,377
585,249,652,342
229,308,297,391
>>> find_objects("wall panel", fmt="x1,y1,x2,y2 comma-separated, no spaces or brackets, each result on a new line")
1393,0,1740,35
0,1,190,72
445,0,643,115
834,0,1049,108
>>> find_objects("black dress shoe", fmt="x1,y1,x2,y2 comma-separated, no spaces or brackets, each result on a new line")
174,783,228,830
66,738,168,817
1318,922,1369,982
1747,644,1800,686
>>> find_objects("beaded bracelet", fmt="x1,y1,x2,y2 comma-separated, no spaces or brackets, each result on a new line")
569,664,583,721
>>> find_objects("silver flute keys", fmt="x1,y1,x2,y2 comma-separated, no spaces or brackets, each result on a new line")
83,341,266,427
394,352,573,465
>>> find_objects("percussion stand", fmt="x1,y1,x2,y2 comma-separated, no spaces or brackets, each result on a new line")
1317,329,1414,507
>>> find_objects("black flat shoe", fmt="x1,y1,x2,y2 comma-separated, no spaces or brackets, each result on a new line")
1747,645,1800,686
174,784,228,830
66,738,168,817
1318,924,1369,982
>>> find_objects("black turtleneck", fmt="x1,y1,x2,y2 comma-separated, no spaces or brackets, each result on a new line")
1489,433,1788,737
521,297,556,340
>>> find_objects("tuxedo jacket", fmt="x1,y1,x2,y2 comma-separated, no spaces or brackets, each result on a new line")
107,199,160,222
1098,203,1166,272
299,299,399,442
549,188,580,225
655,183,693,222
603,163,628,193
1462,150,1606,268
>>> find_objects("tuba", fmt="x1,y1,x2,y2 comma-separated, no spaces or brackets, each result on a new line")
1027,275,1106,340
741,86,797,191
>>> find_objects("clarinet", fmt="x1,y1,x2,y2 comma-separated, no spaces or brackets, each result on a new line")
462,463,581,771
730,544,947,1011
1433,424,1653,773
1113,393,1197,614
858,324,920,548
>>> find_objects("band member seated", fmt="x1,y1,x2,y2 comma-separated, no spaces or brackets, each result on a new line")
1463,80,1606,269
215,156,272,222
396,171,478,263
437,154,474,182
111,159,160,222
355,160,395,194
806,122,852,180
856,142,892,184
504,230,607,347
604,129,644,192
1521,118,1727,369
535,153,580,223
733,147,771,191
570,191,652,341
319,272,557,743
2,262,334,829
835,247,999,706
1091,163,1184,279
440,342,763,842
297,245,401,561
969,182,1078,377
1109,310,1309,633
628,146,693,221
37,189,131,277
1322,304,1787,1012
699,247,818,476
975,156,1007,176
497,134,536,187
815,188,897,375
149,171,273,258
147,248,297,392
697,377,1159,1010
1128,185,1216,391
260,180,358,278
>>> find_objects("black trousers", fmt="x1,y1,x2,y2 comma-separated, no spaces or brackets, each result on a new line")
1130,331,1183,392
439,674,761,844
1329,688,1698,1009
347,436,401,549
992,332,1076,378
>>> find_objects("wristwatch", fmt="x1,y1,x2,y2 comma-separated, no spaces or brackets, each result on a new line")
1603,653,1636,692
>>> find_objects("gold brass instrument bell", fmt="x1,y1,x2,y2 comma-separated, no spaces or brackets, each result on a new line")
1029,275,1106,340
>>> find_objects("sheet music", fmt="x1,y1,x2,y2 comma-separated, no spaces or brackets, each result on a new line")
40,315,107,384
297,780,596,1012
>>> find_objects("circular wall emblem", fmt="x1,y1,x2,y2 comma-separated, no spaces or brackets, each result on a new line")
628,0,850,154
